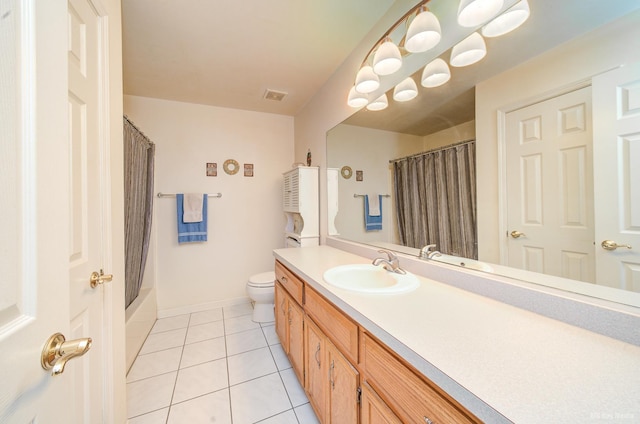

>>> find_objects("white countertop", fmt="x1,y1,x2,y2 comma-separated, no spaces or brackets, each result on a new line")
274,245,640,424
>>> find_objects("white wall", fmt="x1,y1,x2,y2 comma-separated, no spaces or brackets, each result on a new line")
124,95,294,312
475,11,640,264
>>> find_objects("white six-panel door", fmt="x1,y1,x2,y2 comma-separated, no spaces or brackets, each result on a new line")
505,86,595,282
593,63,640,292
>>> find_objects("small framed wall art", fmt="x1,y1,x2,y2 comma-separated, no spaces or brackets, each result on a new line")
206,162,217,177
244,163,254,177
356,170,363,181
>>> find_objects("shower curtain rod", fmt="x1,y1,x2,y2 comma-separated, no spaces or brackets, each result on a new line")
389,138,475,164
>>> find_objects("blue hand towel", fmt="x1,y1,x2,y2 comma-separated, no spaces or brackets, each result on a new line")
176,194,207,243
364,195,382,231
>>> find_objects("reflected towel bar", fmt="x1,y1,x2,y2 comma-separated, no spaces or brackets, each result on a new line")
354,194,390,198
157,192,222,198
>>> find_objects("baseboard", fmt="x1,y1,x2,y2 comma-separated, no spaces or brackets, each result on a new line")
157,296,252,319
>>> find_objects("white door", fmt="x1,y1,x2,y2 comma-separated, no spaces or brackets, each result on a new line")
0,0,125,422
505,86,595,282
592,63,640,292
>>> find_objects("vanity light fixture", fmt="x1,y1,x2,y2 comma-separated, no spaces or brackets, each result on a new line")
457,0,504,27
366,93,389,111
450,32,487,67
372,36,403,76
347,86,369,107
481,0,530,38
405,6,442,53
393,77,419,102
421,58,451,87
354,65,380,94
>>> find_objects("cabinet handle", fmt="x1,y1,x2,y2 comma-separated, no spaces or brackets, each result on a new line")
423,417,434,424
280,299,286,314
315,343,321,368
281,275,288,284
329,360,335,390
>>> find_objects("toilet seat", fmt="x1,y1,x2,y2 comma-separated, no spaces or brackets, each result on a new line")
248,271,275,288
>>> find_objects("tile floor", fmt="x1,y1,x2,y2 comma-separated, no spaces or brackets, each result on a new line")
126,302,320,424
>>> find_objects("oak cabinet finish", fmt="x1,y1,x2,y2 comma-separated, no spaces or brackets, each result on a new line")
274,282,304,381
360,383,402,424
304,317,327,422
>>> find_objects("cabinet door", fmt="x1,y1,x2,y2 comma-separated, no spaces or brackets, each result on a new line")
275,283,288,351
361,383,402,424
288,299,304,382
304,318,327,423
327,342,359,424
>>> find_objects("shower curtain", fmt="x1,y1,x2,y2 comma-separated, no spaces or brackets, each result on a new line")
393,141,477,259
123,116,155,308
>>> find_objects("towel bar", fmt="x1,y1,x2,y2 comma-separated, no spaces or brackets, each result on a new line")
354,194,390,198
157,192,222,198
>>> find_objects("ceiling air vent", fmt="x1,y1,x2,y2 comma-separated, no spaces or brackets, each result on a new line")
264,89,287,102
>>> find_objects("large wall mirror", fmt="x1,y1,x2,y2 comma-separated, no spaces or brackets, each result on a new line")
327,0,640,307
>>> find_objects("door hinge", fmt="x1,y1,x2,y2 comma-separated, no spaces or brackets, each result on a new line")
357,386,362,404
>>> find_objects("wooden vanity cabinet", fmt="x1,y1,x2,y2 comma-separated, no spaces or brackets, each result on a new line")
360,382,402,424
304,317,327,422
274,282,304,382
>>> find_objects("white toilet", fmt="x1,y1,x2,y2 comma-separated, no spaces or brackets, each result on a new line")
246,271,276,323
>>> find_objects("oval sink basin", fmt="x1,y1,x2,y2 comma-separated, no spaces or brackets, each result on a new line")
323,264,419,294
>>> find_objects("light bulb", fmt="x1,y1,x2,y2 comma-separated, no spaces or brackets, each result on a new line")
372,37,402,76
393,78,418,102
354,66,380,94
405,8,442,53
450,32,487,67
457,0,504,27
421,58,451,88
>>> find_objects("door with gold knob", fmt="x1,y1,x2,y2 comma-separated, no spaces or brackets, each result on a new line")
0,0,125,422
593,63,640,292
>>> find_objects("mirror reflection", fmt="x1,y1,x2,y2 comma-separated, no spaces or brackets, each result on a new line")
327,0,640,303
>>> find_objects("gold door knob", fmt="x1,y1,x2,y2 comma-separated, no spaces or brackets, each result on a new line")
41,333,92,376
601,240,632,251
510,230,526,239
90,269,113,288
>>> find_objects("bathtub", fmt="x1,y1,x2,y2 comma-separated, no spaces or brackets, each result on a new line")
125,287,157,372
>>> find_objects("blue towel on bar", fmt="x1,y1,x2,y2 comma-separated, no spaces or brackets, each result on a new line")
176,194,207,243
364,195,382,231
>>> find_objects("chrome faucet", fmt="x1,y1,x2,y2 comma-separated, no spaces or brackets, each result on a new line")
372,249,406,274
420,244,442,259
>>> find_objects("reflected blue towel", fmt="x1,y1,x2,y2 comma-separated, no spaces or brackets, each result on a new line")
176,194,207,243
364,195,382,231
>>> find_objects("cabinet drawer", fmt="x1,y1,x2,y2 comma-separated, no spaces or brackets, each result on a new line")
362,333,479,424
275,261,303,304
304,286,358,364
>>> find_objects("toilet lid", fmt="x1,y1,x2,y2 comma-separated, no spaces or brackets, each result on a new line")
248,271,275,287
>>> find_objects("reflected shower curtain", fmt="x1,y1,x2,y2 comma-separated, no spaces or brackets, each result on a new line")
393,141,477,259
124,116,155,308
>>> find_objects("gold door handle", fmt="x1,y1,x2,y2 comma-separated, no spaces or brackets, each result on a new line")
601,240,632,251
510,230,526,239
90,269,113,288
41,333,92,376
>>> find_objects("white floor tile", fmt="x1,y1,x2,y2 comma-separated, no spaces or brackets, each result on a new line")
127,408,169,424
127,347,183,383
223,302,253,319
269,343,292,371
151,315,190,334
227,347,277,386
139,328,187,355
180,336,226,369
224,314,261,335
229,373,292,424
261,324,279,345
257,409,299,424
173,358,229,403
280,367,308,407
185,320,225,344
294,402,320,424
127,372,177,419
189,307,223,326
225,328,267,356
168,389,232,424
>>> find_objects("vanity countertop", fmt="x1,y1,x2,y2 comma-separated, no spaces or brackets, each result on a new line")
273,245,640,424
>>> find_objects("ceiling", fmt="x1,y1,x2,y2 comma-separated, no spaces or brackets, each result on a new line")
121,0,395,116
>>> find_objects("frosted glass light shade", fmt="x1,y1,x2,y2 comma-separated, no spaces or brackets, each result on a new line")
405,8,442,53
393,77,418,102
347,86,368,108
366,93,388,111
450,32,486,67
372,37,402,76
355,66,380,94
482,0,530,37
421,58,451,88
457,0,504,27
